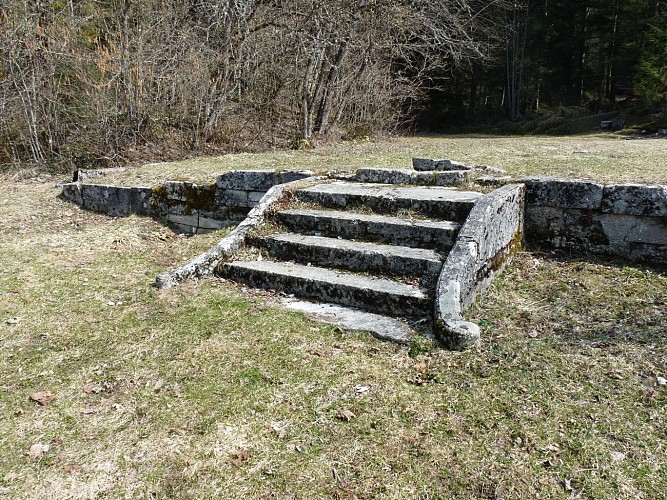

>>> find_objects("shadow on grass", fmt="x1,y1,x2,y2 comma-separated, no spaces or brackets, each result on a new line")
511,245,667,347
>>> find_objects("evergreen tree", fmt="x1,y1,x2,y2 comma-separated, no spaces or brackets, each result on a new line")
636,13,667,112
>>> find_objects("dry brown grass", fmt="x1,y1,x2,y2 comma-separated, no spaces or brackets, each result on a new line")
1,136,666,498
102,134,667,187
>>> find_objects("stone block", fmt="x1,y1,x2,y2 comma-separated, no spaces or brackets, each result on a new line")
523,177,603,209
468,185,524,261
525,206,610,248
247,191,266,204
81,184,133,217
217,169,313,191
412,158,472,171
197,215,230,230
475,175,513,187
167,213,198,228
60,183,83,206
355,168,469,186
164,181,191,201
525,207,667,264
356,168,413,184
601,184,667,216
600,213,667,246
279,170,313,184
216,170,277,191
129,187,153,215
217,189,250,207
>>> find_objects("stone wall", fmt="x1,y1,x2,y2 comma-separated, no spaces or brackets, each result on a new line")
60,183,153,217
60,169,312,234
216,170,313,208
435,184,525,349
524,178,667,264
150,181,247,233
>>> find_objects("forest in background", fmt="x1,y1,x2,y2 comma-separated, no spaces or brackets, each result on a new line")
1,0,666,173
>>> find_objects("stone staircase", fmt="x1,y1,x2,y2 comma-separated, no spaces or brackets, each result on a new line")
217,181,483,328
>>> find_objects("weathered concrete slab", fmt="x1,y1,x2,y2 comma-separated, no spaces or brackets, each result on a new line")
601,213,667,246
253,233,443,276
277,209,460,249
475,175,513,187
217,189,250,207
296,182,482,221
61,182,152,217
248,191,266,204
80,184,131,216
130,187,153,215
73,167,127,182
523,177,603,209
601,184,667,216
282,299,415,344
220,260,430,318
412,158,473,171
354,167,470,186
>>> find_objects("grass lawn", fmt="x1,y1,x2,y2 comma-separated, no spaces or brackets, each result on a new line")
102,133,667,187
1,135,666,498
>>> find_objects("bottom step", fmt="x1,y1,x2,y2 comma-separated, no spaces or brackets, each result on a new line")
282,298,417,344
220,260,431,318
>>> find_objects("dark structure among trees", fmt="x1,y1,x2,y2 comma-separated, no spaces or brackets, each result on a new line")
1,1,665,171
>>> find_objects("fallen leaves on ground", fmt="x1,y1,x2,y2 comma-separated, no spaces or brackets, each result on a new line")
229,450,251,467
83,383,103,394
30,391,54,406
336,409,356,422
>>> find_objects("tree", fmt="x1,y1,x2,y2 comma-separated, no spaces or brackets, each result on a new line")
636,12,667,112
505,1,529,119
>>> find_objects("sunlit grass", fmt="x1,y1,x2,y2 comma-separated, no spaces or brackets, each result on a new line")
1,136,666,498
104,134,667,187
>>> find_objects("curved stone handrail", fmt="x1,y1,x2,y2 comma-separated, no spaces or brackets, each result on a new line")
435,184,525,349
155,176,326,289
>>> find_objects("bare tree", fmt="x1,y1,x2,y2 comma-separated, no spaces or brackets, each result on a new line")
0,0,507,171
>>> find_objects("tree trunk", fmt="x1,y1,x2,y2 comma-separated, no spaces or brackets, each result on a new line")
315,41,348,134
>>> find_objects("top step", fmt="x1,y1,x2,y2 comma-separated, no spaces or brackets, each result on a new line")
296,182,482,221
354,167,471,186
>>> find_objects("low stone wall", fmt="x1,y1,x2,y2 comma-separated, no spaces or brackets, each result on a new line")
216,170,313,208
60,169,312,234
435,184,525,349
150,181,247,233
524,178,667,264
60,183,153,217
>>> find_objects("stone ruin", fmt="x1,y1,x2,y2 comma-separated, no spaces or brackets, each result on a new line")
60,160,666,349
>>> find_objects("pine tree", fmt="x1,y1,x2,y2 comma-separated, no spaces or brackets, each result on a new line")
636,13,667,112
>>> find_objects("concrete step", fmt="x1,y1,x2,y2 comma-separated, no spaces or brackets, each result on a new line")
276,208,460,249
296,182,482,221
354,167,471,186
219,260,430,318
251,233,444,276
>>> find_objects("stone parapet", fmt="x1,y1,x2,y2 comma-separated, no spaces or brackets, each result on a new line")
435,184,525,349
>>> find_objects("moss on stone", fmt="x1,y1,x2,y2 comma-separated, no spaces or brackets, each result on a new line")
149,184,168,210
184,184,216,212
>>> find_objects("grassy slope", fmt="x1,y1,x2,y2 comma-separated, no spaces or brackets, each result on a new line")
1,136,666,498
